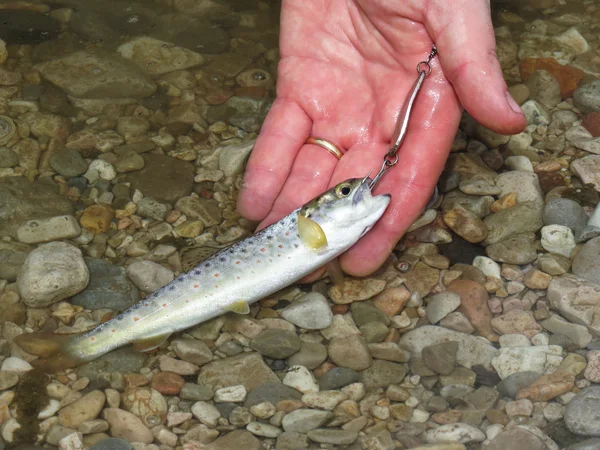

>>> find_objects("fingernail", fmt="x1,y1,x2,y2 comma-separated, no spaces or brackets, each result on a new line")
506,91,523,114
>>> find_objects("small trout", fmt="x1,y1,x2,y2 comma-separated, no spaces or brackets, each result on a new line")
15,177,390,372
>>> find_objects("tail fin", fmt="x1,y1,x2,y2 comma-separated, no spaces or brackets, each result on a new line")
13,332,84,373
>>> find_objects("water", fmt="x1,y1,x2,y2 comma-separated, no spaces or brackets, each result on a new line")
0,0,598,448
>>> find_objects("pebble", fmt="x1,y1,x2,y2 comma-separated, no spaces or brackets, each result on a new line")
126,260,174,292
18,242,89,308
547,274,600,335
318,368,359,391
328,278,386,304
426,292,461,324
89,438,132,450
158,355,199,376
214,385,247,403
422,341,458,375
191,401,221,427
151,371,185,395
566,387,600,436
448,279,498,341
483,201,544,245
492,345,564,379
172,337,213,366
541,314,592,349
280,292,332,329
59,391,106,428
484,426,557,450
540,225,576,257
103,408,153,444
282,365,319,394
250,329,301,359
571,155,600,191
516,370,575,401
573,236,600,285
281,409,332,433
307,429,358,445
426,423,486,444
543,197,588,232
327,335,372,371
486,233,538,264
246,421,282,438
16,215,81,244
287,341,327,370
84,159,117,183
301,391,346,411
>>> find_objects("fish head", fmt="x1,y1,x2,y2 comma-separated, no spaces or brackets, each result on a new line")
300,177,391,248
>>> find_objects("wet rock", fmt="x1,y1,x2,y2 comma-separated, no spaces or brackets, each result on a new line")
442,207,488,243
59,391,105,428
180,382,213,401
565,387,600,436
208,96,271,132
541,315,592,349
16,215,81,244
18,242,89,308
541,225,576,258
103,408,153,443
50,149,88,177
280,293,332,330
547,274,600,335
426,423,485,444
572,236,600,285
37,50,156,98
126,260,173,292
491,345,563,379
71,258,139,311
198,353,279,391
400,325,498,369
176,196,222,227
282,409,333,433
448,280,498,342
527,70,562,109
484,426,558,450
498,371,542,399
79,204,114,235
318,368,359,391
360,360,406,390
244,382,302,408
574,80,600,114
426,292,461,324
219,140,254,177
0,177,74,239
422,342,458,375
571,155,600,191
250,329,301,359
287,342,327,370
328,335,372,371
483,202,544,245
491,310,542,338
496,171,544,205
516,371,575,401
77,347,147,381
172,338,213,366
486,233,538,264
117,36,204,75
89,437,132,450
128,154,194,203
155,13,230,55
328,278,386,304
0,10,61,44
543,198,588,232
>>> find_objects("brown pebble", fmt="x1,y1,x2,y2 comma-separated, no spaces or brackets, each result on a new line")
276,399,304,413
151,372,185,395
516,371,575,402
448,279,499,342
431,410,462,424
534,160,562,173
490,192,517,212
331,304,348,315
372,286,411,317
124,373,149,390
523,269,552,289
80,204,114,234
486,409,509,425
313,361,335,378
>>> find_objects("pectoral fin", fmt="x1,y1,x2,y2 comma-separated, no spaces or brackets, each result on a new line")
223,300,250,315
132,333,171,352
298,214,327,250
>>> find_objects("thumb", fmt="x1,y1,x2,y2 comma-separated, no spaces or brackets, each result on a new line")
425,0,527,135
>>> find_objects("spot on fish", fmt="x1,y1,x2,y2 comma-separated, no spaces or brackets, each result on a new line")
169,286,175,291
214,273,220,277
286,232,290,236
162,303,167,307
236,261,240,265
193,270,201,275
257,260,261,264
220,257,226,262
145,303,149,307
185,299,189,303
278,245,283,248
134,317,140,321
277,254,281,257
111,329,116,333
267,235,273,240
90,337,95,341
260,248,266,252
193,284,199,288
237,276,241,279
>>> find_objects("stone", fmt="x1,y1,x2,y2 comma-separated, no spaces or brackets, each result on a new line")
79,204,114,235
180,383,213,401
442,207,487,243
372,286,411,316
318,368,360,391
486,233,538,264
422,342,458,375
0,177,74,239
282,366,319,394
76,347,147,381
89,437,132,450
59,391,105,428
280,293,332,329
574,80,600,114
250,329,301,359
84,160,116,183
327,335,371,371
483,202,544,245
159,355,199,376
526,70,562,109
117,36,203,75
565,387,600,436
38,50,155,98
541,225,576,258
287,341,327,370
498,371,542,399
523,269,552,290
573,237,600,285
496,171,544,205
516,371,575,401
191,401,221,427
219,140,255,177
484,426,558,450
50,149,88,177
571,155,600,191
307,429,358,445
426,292,461,324
281,409,332,433
400,325,498,369
360,360,406,390
351,301,390,327
16,215,80,244
128,154,194,204
547,274,600,335
448,280,498,341
172,338,213,366
491,345,564,379
368,342,411,363
176,196,222,226
71,258,139,311
198,353,279,391
103,408,153,443
328,278,386,304
18,242,89,308
543,198,588,232
491,310,542,338
244,382,302,408
301,391,347,411
585,351,600,383
425,423,486,444
126,260,173,292
151,372,185,395
541,315,592,349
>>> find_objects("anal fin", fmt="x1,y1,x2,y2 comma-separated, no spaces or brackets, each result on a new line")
223,300,250,315
132,333,171,352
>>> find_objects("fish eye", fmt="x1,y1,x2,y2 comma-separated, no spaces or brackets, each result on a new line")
336,183,352,197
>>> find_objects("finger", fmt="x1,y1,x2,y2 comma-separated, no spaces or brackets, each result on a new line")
424,0,527,135
237,98,312,221
339,78,462,276
257,143,341,229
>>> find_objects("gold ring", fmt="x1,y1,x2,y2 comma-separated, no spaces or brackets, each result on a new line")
306,137,343,160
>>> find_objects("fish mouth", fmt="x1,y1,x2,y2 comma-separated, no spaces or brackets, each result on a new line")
353,177,390,207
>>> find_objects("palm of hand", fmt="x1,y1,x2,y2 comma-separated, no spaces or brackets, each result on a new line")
238,0,526,276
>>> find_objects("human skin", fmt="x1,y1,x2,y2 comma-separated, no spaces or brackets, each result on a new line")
237,0,528,277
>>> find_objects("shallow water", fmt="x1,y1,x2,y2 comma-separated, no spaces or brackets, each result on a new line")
0,0,599,449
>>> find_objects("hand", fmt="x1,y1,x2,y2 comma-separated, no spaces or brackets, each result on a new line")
237,0,527,277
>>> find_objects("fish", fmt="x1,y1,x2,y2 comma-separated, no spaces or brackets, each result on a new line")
14,177,391,373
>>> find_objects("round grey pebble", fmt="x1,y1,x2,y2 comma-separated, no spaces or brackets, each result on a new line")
566,438,600,450
250,329,301,359
574,80,600,114
281,292,333,329
565,387,600,436
89,438,132,450
49,149,88,177
542,198,588,233
497,371,542,399
318,367,359,390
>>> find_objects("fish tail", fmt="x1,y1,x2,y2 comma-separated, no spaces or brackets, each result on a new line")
13,332,86,373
